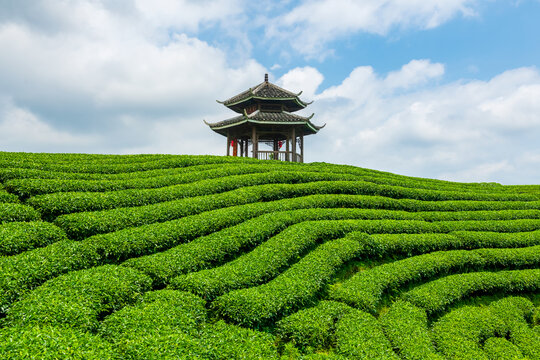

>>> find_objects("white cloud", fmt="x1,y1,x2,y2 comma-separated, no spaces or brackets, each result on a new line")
0,99,97,152
384,60,445,90
0,0,265,153
134,0,245,33
308,65,540,184
266,0,478,58
277,66,324,101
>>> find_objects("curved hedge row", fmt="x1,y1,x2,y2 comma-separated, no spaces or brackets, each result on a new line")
11,162,453,196
276,300,356,351
0,190,18,203
2,152,521,194
2,208,376,312
0,222,67,256
1,206,413,311
335,310,399,359
0,240,99,313
330,245,540,312
28,174,540,220
0,154,260,174
123,207,419,286
483,338,526,360
379,300,443,360
277,301,399,359
0,163,221,182
99,289,279,359
417,209,540,222
435,219,540,233
337,230,540,259
0,325,117,359
54,184,540,240
1,217,538,318
5,163,289,197
431,296,539,360
170,220,437,300
402,268,540,314
451,230,540,249
55,189,409,240
213,234,367,326
5,265,152,331
28,171,361,218
0,203,41,223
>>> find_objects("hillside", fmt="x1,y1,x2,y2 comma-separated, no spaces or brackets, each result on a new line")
0,152,539,359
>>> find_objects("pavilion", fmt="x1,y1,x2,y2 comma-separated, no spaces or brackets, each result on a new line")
204,74,324,162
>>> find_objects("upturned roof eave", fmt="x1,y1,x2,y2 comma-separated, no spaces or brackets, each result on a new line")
217,80,310,108
220,95,308,109
204,116,322,135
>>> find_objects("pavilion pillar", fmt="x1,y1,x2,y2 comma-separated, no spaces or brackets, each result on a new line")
226,131,230,156
291,127,296,162
240,140,244,157
285,134,290,161
232,139,238,157
300,134,304,163
251,127,258,159
245,140,249,157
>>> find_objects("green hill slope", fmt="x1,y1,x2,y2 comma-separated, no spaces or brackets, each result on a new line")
0,152,539,359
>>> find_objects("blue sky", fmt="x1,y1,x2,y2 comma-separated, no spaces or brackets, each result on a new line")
0,0,539,184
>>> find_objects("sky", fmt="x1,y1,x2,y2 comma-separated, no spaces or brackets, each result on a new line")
0,0,539,184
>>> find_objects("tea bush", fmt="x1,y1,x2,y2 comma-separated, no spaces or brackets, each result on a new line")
331,245,540,312
403,269,540,314
213,234,367,326
0,221,67,256
0,203,40,223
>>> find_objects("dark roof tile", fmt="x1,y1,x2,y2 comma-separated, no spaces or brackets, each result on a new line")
220,80,308,107
204,110,324,133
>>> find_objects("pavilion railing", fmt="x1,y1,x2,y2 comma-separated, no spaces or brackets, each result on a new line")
255,150,302,163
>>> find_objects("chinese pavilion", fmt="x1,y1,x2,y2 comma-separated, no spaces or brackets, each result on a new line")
204,74,324,162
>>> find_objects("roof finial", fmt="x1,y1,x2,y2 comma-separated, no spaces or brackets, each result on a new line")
264,73,268,82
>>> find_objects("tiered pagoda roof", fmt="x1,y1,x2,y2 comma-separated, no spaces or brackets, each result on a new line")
204,109,323,137
217,77,312,113
206,74,324,137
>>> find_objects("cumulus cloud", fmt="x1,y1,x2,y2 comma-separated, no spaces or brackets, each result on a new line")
308,64,540,184
277,66,324,101
266,0,478,58
0,0,265,153
0,99,98,152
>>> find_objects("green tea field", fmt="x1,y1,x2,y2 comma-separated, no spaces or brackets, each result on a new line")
0,152,539,359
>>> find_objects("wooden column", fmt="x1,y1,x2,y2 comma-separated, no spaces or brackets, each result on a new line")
245,140,249,157
251,127,258,159
300,134,304,163
291,127,296,162
240,140,244,157
285,134,290,161
226,131,230,156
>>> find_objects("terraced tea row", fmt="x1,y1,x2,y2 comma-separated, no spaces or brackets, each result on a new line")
0,152,538,359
